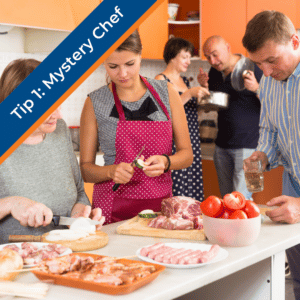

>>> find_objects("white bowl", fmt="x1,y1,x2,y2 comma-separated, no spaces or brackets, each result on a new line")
202,214,261,247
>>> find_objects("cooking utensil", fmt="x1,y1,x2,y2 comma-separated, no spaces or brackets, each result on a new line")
112,145,145,192
52,215,102,226
231,56,255,91
198,91,229,111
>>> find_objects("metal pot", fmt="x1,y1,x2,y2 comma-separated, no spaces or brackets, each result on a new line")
198,91,229,111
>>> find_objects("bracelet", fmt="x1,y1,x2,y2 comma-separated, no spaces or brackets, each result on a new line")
162,154,171,173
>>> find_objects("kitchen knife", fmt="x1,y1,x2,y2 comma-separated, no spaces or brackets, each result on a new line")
112,145,145,192
52,215,102,226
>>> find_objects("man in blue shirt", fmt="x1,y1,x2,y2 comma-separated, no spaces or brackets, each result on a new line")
198,35,262,200
243,10,300,299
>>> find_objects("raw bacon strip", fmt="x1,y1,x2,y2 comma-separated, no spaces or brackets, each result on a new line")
139,243,164,257
162,248,187,264
170,249,194,264
147,246,172,260
199,245,220,263
178,250,203,265
153,247,184,263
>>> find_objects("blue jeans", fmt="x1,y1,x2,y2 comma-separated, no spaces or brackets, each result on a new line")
213,145,255,199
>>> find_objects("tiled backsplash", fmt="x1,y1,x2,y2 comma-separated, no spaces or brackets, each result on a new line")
0,52,217,126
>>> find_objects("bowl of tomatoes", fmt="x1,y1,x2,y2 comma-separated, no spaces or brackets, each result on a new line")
200,192,261,247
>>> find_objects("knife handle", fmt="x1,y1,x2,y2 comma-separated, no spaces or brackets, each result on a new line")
112,183,120,191
9,235,42,243
52,215,60,226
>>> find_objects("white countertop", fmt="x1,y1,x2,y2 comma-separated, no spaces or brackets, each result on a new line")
15,217,300,300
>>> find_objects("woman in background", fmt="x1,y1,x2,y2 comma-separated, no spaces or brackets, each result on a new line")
80,30,193,224
155,37,209,202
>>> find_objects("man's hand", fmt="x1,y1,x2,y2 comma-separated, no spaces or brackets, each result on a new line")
243,70,259,93
243,151,269,171
197,68,209,88
266,196,300,224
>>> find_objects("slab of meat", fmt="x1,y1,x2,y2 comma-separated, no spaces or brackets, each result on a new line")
148,196,203,230
161,196,202,218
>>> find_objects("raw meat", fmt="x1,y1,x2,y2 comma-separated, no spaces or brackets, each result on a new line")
139,243,220,265
39,254,157,286
148,196,203,230
3,242,68,265
161,196,202,218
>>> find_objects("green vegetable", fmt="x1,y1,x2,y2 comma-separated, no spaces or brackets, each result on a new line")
135,159,145,169
138,209,157,218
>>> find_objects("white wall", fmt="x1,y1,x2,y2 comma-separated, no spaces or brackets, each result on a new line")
0,27,216,127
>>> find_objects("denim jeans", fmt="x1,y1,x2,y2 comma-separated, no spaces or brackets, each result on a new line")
213,145,255,199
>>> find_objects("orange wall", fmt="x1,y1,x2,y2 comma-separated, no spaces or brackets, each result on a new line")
202,160,284,205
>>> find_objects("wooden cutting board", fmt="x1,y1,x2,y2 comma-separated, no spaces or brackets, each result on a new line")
8,231,109,252
117,206,271,241
117,216,206,241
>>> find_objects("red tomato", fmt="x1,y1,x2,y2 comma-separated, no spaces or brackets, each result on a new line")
223,191,246,211
243,200,260,218
200,196,223,217
219,209,231,219
229,210,248,219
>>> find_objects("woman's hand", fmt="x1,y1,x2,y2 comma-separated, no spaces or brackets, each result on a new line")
142,155,168,177
109,163,134,184
189,86,210,100
10,196,53,227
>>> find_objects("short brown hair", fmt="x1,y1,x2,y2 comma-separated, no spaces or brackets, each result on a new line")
116,29,142,55
0,58,40,103
242,10,296,53
163,37,194,64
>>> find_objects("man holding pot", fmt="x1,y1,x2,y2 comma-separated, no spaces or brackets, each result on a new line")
198,35,262,200
242,11,300,299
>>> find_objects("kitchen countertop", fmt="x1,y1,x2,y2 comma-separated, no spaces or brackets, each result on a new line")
15,216,300,299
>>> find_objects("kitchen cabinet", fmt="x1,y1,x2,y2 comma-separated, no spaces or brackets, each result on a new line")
201,0,298,59
247,0,297,26
139,0,201,59
139,0,169,59
201,0,247,57
0,0,102,31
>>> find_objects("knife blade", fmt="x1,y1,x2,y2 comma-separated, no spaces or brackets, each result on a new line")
112,145,145,192
52,215,102,226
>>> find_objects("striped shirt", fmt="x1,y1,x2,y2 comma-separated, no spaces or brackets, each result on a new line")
257,62,300,188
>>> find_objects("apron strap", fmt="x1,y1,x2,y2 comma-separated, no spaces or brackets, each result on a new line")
112,82,126,121
111,76,171,121
140,76,170,120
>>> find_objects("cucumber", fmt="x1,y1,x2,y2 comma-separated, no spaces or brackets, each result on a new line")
138,209,157,218
135,159,145,169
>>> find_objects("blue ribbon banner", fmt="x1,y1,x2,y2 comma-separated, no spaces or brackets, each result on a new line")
0,0,157,158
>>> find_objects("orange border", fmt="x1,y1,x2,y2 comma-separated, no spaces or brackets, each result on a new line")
0,0,165,165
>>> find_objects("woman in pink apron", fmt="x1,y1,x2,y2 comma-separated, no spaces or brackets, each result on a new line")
80,30,193,224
